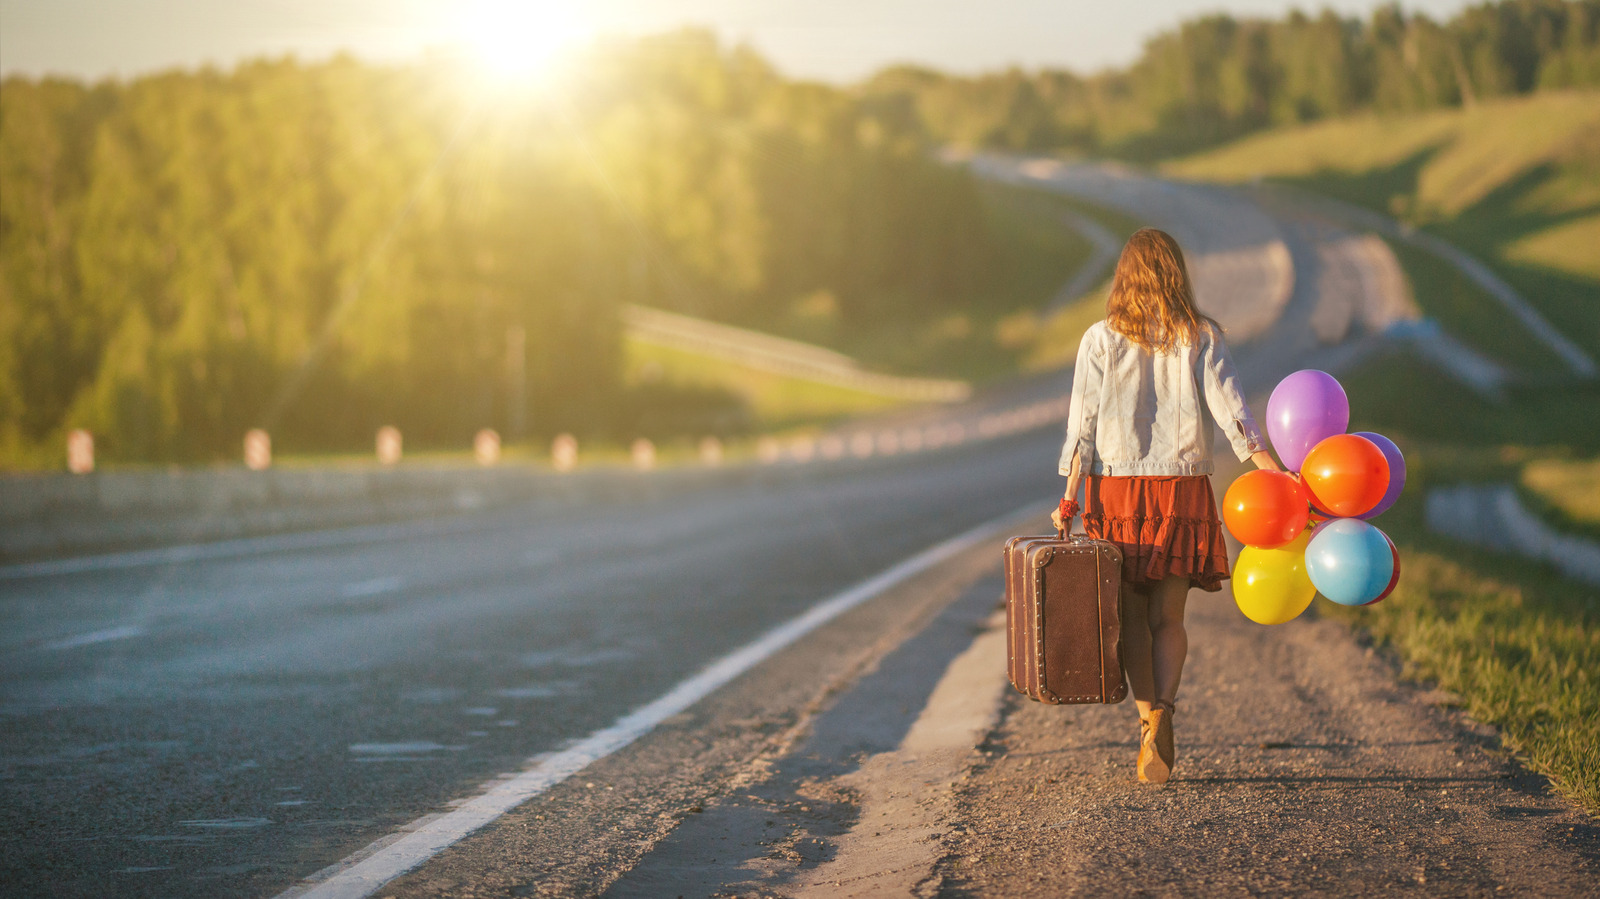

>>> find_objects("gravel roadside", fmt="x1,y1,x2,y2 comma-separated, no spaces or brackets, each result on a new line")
932,580,1599,896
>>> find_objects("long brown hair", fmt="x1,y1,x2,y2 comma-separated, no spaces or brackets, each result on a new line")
1105,228,1218,351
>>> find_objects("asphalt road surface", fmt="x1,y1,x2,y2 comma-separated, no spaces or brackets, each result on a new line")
0,425,1068,898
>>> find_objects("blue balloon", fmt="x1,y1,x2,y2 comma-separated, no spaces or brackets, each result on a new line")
1306,518,1395,606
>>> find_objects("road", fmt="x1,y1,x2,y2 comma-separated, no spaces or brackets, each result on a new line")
0,429,1063,898
7,161,1552,899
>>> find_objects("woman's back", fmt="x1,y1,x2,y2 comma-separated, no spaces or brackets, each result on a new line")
1059,320,1263,479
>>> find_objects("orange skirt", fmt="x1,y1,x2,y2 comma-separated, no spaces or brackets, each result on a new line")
1082,475,1230,592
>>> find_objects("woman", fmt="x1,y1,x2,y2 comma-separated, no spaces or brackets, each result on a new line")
1051,228,1280,785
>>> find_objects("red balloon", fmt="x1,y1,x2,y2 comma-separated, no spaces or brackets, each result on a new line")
1223,470,1310,549
1364,531,1401,605
1302,434,1390,518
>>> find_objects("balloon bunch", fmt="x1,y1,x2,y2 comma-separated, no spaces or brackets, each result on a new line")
1222,370,1407,625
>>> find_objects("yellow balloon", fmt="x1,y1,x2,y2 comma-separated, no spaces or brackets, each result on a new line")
1233,530,1316,625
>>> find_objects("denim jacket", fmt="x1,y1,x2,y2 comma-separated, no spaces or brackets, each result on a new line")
1058,321,1266,477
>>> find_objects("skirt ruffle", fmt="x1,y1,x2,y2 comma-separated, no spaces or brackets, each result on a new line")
1082,476,1230,592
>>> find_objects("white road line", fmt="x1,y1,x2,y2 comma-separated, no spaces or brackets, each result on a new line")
275,501,1042,899
42,625,145,651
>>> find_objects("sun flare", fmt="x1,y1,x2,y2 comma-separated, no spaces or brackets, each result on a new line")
457,0,588,83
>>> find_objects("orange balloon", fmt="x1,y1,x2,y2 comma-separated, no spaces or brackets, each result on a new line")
1302,434,1389,518
1222,470,1310,549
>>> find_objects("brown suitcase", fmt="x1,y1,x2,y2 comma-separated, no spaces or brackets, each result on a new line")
1004,531,1127,704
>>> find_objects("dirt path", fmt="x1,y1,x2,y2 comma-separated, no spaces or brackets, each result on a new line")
934,576,1599,896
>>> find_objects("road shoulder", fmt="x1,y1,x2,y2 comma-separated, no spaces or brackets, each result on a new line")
934,591,1599,896
369,517,1024,898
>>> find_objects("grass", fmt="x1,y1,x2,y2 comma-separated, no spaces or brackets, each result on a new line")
1165,89,1600,367
1327,539,1599,814
1319,432,1600,814
1328,347,1600,814
1386,240,1568,374
622,338,902,429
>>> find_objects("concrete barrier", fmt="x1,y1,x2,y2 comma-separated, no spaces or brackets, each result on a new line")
0,464,737,564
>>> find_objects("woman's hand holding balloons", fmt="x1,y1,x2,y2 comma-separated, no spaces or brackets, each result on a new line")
1223,470,1308,549
1228,369,1408,624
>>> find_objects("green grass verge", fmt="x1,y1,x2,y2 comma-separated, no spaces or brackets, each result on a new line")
1334,349,1600,815
1319,442,1600,814
1327,543,1599,814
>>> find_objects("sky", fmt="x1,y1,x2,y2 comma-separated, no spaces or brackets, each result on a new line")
2,0,1482,84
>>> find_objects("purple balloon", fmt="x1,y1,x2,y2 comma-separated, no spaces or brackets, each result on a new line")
1266,370,1349,472
1354,431,1406,519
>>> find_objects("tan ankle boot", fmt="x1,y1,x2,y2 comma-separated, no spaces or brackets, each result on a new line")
1136,715,1157,783
1141,705,1175,784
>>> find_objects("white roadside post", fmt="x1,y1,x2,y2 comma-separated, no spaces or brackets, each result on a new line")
244,429,271,470
698,436,723,466
376,426,402,466
67,429,93,474
631,438,656,471
474,429,501,466
551,433,578,472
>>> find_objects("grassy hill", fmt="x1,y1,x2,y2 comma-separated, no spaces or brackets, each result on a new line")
1165,90,1600,365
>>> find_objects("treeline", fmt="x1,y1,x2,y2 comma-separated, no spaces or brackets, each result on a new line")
863,0,1600,158
0,32,1000,466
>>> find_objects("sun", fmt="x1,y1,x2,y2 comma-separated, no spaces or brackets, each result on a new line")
456,0,588,83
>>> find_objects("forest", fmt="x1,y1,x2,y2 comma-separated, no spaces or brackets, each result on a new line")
3,0,1598,467
865,0,1600,158
0,32,1001,465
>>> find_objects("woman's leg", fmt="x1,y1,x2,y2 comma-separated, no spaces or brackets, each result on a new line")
1119,581,1155,720
1146,575,1191,707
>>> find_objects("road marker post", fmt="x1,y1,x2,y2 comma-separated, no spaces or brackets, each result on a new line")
376,427,402,466
551,433,577,472
244,429,272,470
474,429,501,466
67,429,94,474
698,436,722,467
631,438,656,471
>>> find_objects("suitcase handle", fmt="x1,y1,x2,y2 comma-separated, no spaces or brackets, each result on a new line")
1056,527,1096,544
